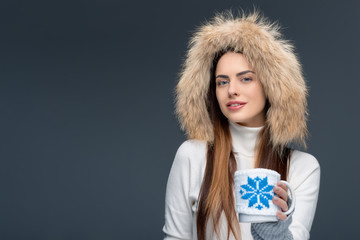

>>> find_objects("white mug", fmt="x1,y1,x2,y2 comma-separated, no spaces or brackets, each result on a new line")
234,168,296,223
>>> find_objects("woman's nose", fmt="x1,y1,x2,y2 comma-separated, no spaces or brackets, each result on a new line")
228,80,239,96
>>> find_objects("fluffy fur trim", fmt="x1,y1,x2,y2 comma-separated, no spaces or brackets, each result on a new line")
175,11,308,148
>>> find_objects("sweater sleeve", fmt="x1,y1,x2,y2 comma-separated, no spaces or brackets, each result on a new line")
163,141,194,240
287,151,321,240
251,214,294,240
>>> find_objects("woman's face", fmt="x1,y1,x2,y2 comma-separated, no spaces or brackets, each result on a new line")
215,52,266,127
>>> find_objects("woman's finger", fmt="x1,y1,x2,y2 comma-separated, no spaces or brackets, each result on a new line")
276,211,287,221
273,182,288,202
272,196,288,212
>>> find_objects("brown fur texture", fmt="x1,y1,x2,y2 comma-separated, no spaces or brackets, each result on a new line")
175,11,308,149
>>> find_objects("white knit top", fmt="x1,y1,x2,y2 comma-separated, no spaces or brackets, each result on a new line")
163,120,320,239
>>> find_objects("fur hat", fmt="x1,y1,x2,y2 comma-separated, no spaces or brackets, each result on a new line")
175,11,308,148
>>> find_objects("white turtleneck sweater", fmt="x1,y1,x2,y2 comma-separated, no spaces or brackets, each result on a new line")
163,121,320,240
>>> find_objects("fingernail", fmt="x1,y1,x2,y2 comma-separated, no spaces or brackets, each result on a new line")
274,186,279,191
273,196,278,201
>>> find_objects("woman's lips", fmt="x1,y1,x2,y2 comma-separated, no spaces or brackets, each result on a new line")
226,101,246,110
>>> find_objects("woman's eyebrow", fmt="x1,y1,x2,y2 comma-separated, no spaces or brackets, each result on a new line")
216,70,255,79
236,70,255,76
215,74,229,79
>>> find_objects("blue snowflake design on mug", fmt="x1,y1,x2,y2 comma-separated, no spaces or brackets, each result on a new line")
240,176,274,210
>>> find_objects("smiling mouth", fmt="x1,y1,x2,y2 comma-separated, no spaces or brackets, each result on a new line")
226,102,246,110
228,103,243,107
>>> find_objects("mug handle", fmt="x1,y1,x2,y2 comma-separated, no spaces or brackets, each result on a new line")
279,180,296,215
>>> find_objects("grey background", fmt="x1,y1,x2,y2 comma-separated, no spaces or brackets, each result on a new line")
1,0,359,239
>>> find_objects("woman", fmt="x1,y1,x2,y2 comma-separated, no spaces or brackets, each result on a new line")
163,11,320,240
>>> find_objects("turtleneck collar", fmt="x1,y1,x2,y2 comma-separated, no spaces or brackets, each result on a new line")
228,120,264,157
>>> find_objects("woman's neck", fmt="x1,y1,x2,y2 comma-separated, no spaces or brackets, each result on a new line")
228,120,263,157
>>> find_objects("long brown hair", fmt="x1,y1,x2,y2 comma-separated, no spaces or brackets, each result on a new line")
196,51,292,240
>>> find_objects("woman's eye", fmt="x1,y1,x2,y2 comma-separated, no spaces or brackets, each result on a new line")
242,77,252,82
217,80,228,86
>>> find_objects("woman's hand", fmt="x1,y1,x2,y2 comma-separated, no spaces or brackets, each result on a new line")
273,181,289,221
251,181,294,239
